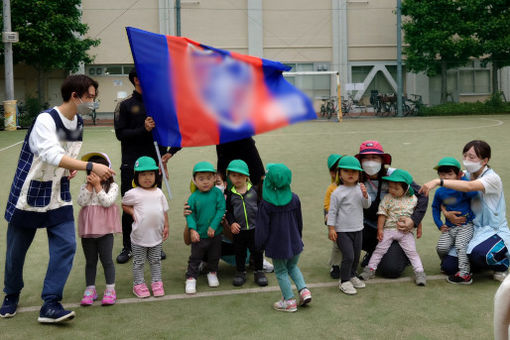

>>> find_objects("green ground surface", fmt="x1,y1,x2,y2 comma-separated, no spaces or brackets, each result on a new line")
0,115,509,339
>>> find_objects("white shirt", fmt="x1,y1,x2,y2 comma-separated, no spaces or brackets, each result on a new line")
122,187,169,247
29,107,78,166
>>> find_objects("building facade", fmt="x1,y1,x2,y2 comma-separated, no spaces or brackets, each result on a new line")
2,0,509,113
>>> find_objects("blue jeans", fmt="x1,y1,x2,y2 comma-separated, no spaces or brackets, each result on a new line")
3,220,76,303
272,254,306,300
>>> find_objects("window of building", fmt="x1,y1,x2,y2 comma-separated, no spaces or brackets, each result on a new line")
86,64,134,77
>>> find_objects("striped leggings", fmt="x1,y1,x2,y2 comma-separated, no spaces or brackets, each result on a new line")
132,243,162,285
436,223,474,275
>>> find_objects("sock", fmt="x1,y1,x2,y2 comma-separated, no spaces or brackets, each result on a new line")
106,284,115,290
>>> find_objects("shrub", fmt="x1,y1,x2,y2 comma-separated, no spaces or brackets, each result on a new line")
421,95,510,116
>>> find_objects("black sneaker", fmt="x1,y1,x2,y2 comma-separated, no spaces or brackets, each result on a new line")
0,293,19,318
447,272,473,285
116,248,132,264
38,302,75,324
254,271,268,287
330,265,340,279
233,271,247,286
161,249,167,260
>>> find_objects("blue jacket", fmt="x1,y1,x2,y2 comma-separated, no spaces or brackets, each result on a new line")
431,177,477,229
255,193,303,259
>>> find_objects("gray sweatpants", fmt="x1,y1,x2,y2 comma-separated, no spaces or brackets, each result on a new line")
81,234,115,286
132,243,163,285
436,223,474,275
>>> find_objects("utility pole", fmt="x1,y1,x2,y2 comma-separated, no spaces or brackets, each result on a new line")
3,0,18,130
175,0,181,36
396,0,403,117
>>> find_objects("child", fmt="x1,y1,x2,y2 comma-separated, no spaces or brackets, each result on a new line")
77,152,122,306
256,163,311,312
225,160,268,287
185,162,226,294
432,157,477,284
360,169,426,286
122,156,169,298
327,156,371,295
324,153,342,279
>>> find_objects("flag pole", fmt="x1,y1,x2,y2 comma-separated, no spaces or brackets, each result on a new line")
154,141,173,200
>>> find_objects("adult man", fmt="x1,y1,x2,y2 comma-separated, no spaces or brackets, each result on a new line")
114,68,181,263
0,75,114,323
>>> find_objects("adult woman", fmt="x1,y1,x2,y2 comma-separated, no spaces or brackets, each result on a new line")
355,140,428,278
420,140,510,281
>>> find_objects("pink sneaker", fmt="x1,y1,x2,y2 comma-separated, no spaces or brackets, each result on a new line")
101,288,117,305
133,283,150,298
80,287,97,306
298,288,312,306
151,281,165,297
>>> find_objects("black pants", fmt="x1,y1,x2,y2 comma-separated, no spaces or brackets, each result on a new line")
336,231,363,282
186,234,222,279
233,229,263,272
363,226,408,278
81,234,115,286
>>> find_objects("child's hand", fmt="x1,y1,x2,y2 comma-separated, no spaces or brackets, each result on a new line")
207,227,215,238
231,222,241,234
440,225,449,233
163,225,169,241
359,183,368,199
328,226,337,242
190,229,200,243
377,229,384,242
88,172,102,191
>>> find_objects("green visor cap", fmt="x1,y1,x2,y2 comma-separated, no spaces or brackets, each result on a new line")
227,159,250,176
263,163,292,206
134,156,159,172
327,154,342,170
193,161,216,175
434,157,461,170
382,169,414,195
338,155,363,171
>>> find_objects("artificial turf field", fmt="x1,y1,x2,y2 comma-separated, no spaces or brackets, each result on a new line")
0,115,509,339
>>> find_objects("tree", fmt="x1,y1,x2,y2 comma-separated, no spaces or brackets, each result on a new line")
401,0,477,103
467,0,510,95
1,0,100,103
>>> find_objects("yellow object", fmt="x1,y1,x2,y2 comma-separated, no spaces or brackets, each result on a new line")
3,100,17,131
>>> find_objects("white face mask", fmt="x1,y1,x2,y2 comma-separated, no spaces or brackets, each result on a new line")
463,160,483,174
215,184,225,193
77,98,95,115
362,160,382,176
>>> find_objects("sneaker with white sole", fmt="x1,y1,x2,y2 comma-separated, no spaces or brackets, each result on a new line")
494,270,508,282
298,288,312,306
360,267,376,281
273,298,297,312
339,281,357,295
207,272,219,287
185,278,196,294
350,276,366,289
263,258,274,273
415,271,427,286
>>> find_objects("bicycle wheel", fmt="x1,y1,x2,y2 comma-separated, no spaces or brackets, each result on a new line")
320,105,326,118
403,104,411,117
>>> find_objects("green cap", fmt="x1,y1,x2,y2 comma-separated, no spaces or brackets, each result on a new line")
382,169,414,195
134,156,159,172
327,154,342,170
338,156,363,171
192,161,216,175
227,159,250,177
262,163,292,206
434,157,461,170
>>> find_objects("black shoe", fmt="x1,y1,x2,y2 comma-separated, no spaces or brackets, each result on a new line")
161,249,166,260
330,265,340,279
447,272,473,285
0,293,19,318
116,248,132,264
254,271,268,287
232,272,247,287
38,301,75,324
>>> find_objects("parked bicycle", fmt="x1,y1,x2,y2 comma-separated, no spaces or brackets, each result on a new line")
373,93,396,117
402,94,423,116
319,97,337,120
341,95,361,118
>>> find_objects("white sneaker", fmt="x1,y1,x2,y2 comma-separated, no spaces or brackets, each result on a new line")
339,281,357,295
263,258,274,273
185,278,196,294
350,276,366,289
494,270,508,282
207,272,220,287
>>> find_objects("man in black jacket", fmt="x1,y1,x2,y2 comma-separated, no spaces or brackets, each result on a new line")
114,68,181,263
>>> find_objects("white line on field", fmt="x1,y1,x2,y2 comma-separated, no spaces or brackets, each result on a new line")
15,274,447,314
0,141,23,152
